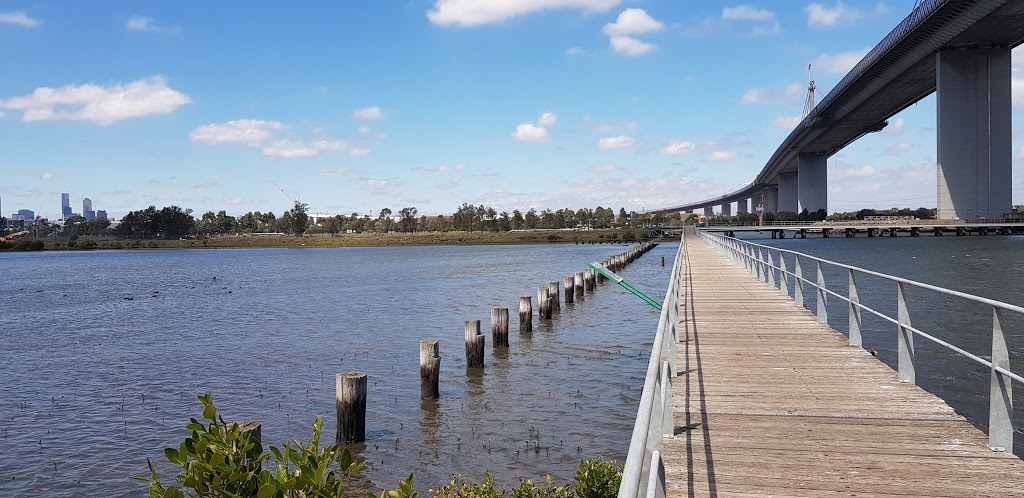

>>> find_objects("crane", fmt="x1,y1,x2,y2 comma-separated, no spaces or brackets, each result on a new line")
273,184,301,204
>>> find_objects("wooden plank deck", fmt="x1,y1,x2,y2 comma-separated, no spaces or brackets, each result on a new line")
663,230,1024,497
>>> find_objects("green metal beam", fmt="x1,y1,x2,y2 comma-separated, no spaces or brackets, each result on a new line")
588,262,662,311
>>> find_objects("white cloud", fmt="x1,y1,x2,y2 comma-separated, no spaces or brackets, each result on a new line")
427,0,620,27
349,147,372,157
813,48,870,74
603,8,663,36
806,1,858,27
884,117,904,135
511,123,549,142
0,76,190,126
311,140,347,151
191,120,354,159
189,119,285,145
703,150,737,162
0,11,40,27
352,106,383,119
538,112,558,125
771,116,803,130
126,15,156,31
41,172,54,181
661,139,696,155
835,165,876,179
566,47,585,56
609,35,656,56
592,120,640,132
597,135,635,149
357,126,371,134
0,111,4,118
722,5,774,21
263,139,352,159
740,82,802,105
883,142,912,156
589,164,618,173
740,88,766,104
262,140,318,159
751,21,782,36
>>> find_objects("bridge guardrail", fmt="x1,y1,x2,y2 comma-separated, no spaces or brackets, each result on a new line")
697,229,1021,453
616,234,683,498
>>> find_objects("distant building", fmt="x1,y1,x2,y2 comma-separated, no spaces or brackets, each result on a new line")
96,210,108,219
83,198,95,220
61,193,71,219
11,209,35,221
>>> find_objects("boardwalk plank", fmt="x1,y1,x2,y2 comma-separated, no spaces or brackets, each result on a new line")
663,229,1024,497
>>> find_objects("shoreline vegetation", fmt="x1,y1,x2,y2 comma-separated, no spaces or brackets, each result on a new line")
19,228,653,252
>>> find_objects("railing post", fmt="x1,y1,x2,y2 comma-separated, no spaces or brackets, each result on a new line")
816,261,827,323
989,307,1013,451
897,282,915,383
848,269,862,347
766,250,777,288
645,450,666,498
754,248,764,281
779,253,789,297
794,256,804,308
661,360,673,437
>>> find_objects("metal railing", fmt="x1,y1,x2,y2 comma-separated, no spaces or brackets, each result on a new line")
697,229,1021,453
616,234,683,498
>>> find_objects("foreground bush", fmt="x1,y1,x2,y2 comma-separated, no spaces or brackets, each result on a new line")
142,394,622,498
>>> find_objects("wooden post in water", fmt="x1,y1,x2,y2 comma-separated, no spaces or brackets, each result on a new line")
491,307,509,347
419,340,440,399
336,372,367,443
575,272,585,298
564,276,575,304
585,268,595,291
661,256,665,266
548,281,561,313
537,287,551,319
465,320,484,368
519,296,533,332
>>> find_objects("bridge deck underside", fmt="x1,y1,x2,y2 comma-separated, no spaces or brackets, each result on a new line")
663,232,1024,496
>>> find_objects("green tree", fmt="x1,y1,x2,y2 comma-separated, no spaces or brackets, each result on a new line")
377,208,393,233
289,201,309,236
398,207,418,232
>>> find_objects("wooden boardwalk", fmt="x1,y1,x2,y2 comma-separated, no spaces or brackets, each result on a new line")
663,230,1024,497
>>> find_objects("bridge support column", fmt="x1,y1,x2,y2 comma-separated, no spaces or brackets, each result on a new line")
703,207,713,217
737,198,748,213
798,153,827,215
936,47,1012,220
763,187,778,213
721,203,731,216
778,173,798,213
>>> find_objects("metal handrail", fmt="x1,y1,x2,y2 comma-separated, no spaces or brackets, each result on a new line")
617,233,683,498
697,229,1020,452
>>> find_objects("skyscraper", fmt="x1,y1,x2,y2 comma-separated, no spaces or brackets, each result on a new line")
62,193,71,219
83,198,95,220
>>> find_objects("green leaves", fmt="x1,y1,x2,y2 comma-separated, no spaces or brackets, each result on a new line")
141,393,369,498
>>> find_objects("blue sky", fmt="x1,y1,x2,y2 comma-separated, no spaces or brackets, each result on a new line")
1,1,1022,219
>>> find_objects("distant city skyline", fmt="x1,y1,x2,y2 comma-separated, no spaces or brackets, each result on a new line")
0,1,1021,219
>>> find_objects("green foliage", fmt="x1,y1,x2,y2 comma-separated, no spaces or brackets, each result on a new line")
427,459,620,498
572,458,622,498
371,474,419,498
139,393,364,498
1,239,45,251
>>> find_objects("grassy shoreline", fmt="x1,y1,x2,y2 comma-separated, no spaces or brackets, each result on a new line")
33,228,650,251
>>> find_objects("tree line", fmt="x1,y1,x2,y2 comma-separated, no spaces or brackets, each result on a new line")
68,202,678,239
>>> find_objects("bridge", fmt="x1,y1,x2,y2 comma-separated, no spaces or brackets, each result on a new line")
651,0,1024,221
616,229,1024,497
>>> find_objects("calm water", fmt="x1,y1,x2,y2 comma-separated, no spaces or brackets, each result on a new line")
743,232,1024,455
0,242,675,497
